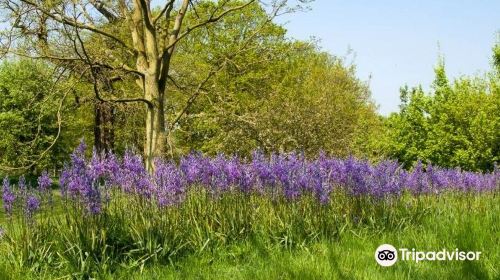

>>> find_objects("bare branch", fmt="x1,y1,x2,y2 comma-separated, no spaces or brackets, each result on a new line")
89,0,119,22
153,0,175,25
168,63,226,131
167,75,186,90
72,19,153,108
8,51,84,61
18,0,131,50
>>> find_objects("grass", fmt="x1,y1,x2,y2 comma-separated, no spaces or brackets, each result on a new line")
0,190,499,280
110,193,500,280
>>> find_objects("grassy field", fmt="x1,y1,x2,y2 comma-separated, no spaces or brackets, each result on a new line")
0,191,498,280
111,193,500,280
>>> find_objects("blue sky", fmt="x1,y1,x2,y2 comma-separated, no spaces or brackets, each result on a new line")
276,0,499,115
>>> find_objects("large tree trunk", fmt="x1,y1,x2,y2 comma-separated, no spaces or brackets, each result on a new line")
94,101,115,154
143,75,166,172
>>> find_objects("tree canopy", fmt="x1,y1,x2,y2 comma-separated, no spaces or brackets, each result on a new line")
383,54,500,171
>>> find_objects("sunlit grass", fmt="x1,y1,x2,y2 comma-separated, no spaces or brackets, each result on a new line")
0,190,499,279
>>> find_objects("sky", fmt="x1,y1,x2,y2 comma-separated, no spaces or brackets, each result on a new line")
276,0,500,115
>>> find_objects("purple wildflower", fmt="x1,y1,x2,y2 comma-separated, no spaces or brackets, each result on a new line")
154,158,186,207
2,177,15,217
37,170,52,193
25,195,40,218
51,141,499,213
118,150,153,197
18,175,27,196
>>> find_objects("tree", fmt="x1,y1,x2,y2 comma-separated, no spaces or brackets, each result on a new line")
165,5,380,158
384,56,500,171
493,42,500,74
0,0,305,171
0,60,70,175
72,2,379,160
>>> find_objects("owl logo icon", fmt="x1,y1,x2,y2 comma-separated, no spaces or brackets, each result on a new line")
375,244,398,266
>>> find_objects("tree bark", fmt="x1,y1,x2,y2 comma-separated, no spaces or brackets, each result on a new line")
143,75,166,171
94,101,115,153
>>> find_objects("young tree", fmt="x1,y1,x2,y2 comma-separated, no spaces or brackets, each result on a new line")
0,60,70,174
0,0,304,171
384,56,499,171
494,42,500,74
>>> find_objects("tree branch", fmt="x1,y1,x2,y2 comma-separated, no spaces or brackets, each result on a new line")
153,0,175,25
19,0,131,50
168,63,225,130
73,22,153,108
8,51,84,61
89,0,119,22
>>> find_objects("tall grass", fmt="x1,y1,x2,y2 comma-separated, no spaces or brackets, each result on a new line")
1,189,498,279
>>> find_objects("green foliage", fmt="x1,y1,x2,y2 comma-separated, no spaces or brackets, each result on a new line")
493,42,500,73
383,59,500,171
167,3,380,158
0,60,68,175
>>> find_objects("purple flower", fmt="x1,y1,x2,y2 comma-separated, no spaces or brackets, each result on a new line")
118,150,153,197
18,175,27,196
89,148,107,181
2,177,16,216
59,140,104,214
154,158,186,207
37,170,52,193
52,141,499,213
25,195,40,218
239,164,256,193
75,138,87,155
103,152,120,187
252,151,275,190
180,152,204,184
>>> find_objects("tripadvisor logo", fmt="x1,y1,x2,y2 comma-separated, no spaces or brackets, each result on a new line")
375,244,482,266
375,244,398,266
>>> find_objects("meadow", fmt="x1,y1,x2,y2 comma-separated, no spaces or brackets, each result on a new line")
0,0,498,279
0,142,499,279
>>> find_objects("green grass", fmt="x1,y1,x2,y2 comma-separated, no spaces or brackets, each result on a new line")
0,191,498,280
111,193,500,280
